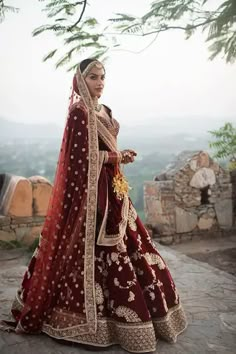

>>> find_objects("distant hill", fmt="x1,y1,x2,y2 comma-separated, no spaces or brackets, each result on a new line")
0,117,62,140
0,116,233,156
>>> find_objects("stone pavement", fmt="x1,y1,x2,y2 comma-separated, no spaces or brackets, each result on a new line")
0,245,236,354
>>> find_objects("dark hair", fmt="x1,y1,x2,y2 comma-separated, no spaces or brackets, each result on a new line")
79,58,97,73
79,58,105,74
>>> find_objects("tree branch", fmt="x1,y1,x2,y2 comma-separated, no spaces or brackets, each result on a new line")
141,17,219,36
68,0,87,31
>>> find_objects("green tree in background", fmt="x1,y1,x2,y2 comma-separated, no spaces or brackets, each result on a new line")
34,0,236,69
209,122,236,170
2,1,234,69
0,0,18,22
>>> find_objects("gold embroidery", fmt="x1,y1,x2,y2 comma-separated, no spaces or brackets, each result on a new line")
96,194,129,246
128,291,135,302
128,204,137,231
115,306,142,322
11,291,187,352
112,172,130,200
111,252,119,262
117,239,127,253
143,253,166,269
76,66,99,334
113,277,137,290
161,292,169,312
95,283,104,305
41,305,187,352
96,109,120,138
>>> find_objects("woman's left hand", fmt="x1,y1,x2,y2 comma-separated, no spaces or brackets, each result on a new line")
121,149,137,164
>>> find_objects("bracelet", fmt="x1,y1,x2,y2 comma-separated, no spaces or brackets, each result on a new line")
121,150,132,163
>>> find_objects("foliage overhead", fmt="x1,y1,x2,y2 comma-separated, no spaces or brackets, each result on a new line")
0,0,19,22
209,122,236,170
34,0,236,70
1,1,236,69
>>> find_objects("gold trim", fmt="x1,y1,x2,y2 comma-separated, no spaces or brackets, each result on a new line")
81,61,104,78
97,118,118,153
96,117,130,246
42,304,187,353
76,67,99,334
97,194,129,246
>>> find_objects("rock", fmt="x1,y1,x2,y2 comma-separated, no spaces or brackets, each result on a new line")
180,234,193,242
0,216,11,227
190,168,216,189
215,199,233,228
145,199,163,216
8,178,33,217
154,173,168,181
15,226,29,242
21,226,42,246
29,176,52,216
197,152,210,168
198,217,214,230
0,230,15,242
210,161,220,173
190,159,197,171
175,207,198,233
159,236,174,245
11,216,33,224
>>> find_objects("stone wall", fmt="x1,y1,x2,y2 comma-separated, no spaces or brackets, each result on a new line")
144,151,235,244
0,215,45,246
0,175,52,246
231,170,236,225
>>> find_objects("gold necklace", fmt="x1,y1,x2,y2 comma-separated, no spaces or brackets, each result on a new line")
93,97,102,112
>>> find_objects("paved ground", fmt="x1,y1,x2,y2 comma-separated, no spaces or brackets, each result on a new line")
170,235,236,276
0,243,236,354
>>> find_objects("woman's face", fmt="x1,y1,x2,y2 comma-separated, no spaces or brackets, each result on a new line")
84,66,105,98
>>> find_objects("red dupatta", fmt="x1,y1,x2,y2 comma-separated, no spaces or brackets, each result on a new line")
10,61,130,337
14,64,102,335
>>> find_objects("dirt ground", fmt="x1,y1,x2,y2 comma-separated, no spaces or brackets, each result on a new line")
169,235,236,276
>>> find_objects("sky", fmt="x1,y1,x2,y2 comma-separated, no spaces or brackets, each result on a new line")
0,0,235,130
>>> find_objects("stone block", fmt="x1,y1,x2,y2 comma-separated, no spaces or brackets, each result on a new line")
0,216,11,227
29,176,53,216
32,216,45,223
146,199,163,215
11,216,33,224
0,230,16,242
159,236,174,245
197,152,210,168
8,178,33,217
180,234,193,242
1,225,12,232
21,226,42,246
144,182,160,198
150,213,175,236
15,227,30,242
215,199,233,228
198,217,214,230
190,168,216,189
175,207,198,233
210,161,220,173
190,159,197,171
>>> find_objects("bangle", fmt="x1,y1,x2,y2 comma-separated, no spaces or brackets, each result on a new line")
118,151,122,163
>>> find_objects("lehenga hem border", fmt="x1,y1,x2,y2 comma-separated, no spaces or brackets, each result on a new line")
42,332,157,353
41,304,187,353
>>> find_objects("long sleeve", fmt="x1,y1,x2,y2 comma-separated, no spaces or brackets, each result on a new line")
100,151,122,165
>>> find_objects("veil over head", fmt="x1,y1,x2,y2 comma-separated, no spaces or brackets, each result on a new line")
14,60,105,335
12,59,128,337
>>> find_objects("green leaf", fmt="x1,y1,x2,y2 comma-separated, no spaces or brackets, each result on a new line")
43,49,58,61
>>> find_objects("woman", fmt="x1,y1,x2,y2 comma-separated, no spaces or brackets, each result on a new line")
4,59,187,352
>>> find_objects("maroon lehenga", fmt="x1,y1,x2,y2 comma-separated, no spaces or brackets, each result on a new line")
3,63,187,352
